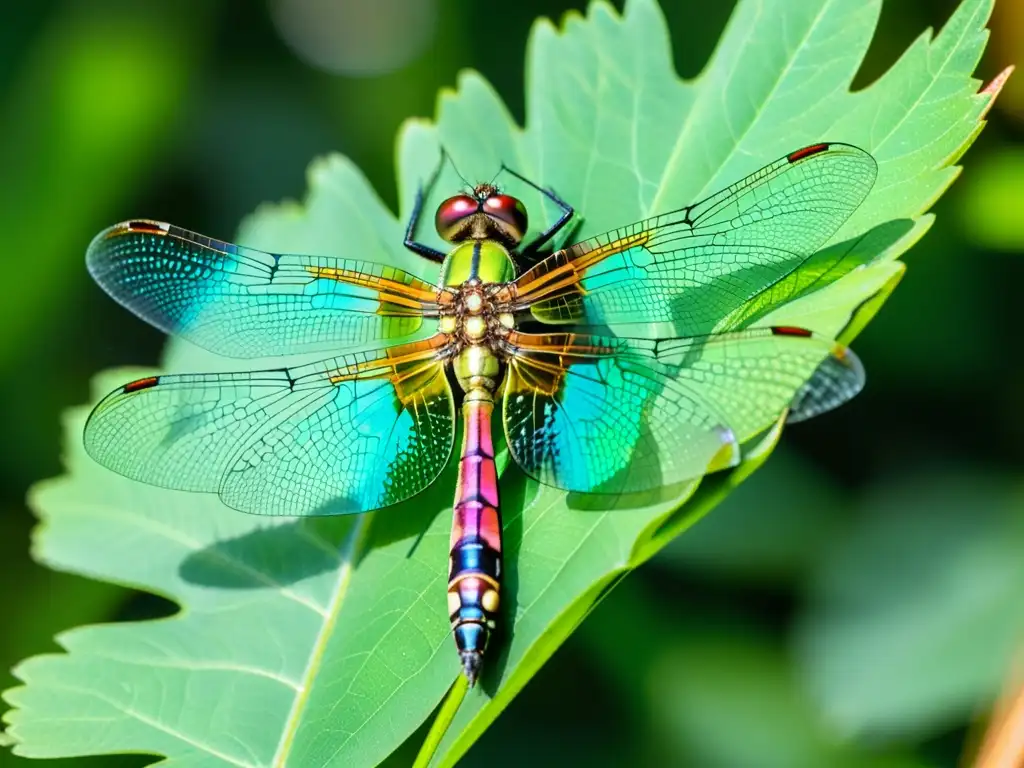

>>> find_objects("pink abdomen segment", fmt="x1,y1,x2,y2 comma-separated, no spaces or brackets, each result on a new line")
448,395,502,685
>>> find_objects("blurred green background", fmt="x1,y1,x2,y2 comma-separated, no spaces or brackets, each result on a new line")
0,1,1021,766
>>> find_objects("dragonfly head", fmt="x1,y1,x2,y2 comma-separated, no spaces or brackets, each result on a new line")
436,183,528,246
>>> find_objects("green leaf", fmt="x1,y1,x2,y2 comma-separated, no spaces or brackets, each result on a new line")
794,473,1024,740
3,0,1000,765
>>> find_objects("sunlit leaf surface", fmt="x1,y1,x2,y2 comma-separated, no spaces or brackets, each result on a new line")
2,0,1000,765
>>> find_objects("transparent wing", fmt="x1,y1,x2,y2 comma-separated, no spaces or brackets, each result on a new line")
87,220,451,358
501,326,853,493
499,143,876,335
83,335,456,515
787,340,865,423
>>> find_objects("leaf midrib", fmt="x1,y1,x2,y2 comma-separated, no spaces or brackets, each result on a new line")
271,512,372,767
319,574,451,765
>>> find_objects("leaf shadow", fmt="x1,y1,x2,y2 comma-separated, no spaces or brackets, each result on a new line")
179,490,451,590
673,218,916,336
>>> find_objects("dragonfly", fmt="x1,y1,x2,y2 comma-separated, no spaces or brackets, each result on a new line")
84,141,875,686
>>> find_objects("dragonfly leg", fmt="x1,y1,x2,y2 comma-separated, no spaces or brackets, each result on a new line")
500,164,577,265
404,152,448,263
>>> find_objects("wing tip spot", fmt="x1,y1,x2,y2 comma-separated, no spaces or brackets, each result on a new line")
771,325,814,338
123,376,160,393
787,143,830,163
108,220,170,238
830,342,858,368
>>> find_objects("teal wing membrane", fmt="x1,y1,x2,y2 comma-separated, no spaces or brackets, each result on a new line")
504,143,877,336
501,327,862,494
83,336,456,515
87,220,446,358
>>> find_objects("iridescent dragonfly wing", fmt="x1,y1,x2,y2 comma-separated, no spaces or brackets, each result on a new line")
501,327,853,493
499,144,876,335
84,335,456,515
87,220,451,358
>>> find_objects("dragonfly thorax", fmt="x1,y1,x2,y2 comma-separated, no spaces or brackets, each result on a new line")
438,280,515,348
438,240,516,287
438,240,516,347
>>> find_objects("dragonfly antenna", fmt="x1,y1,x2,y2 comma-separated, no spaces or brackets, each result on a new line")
441,149,474,194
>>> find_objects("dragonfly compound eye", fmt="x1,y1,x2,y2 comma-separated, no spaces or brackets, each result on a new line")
483,195,528,245
436,195,479,242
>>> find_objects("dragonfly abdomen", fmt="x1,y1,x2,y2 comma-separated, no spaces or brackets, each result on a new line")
448,378,502,687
